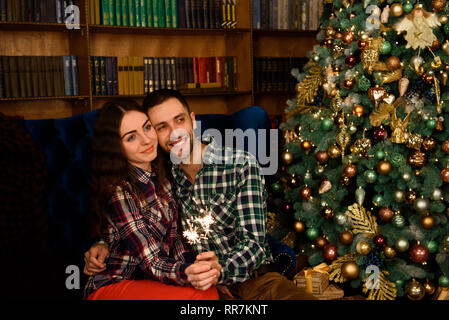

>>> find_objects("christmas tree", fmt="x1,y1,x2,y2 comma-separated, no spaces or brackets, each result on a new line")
275,0,449,300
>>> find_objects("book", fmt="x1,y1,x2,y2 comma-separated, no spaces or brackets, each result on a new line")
115,0,122,26
117,56,124,95
63,55,72,96
137,56,144,95
112,56,118,95
101,0,110,25
165,0,171,28
158,57,166,89
153,56,160,90
105,56,113,95
0,56,3,98
121,0,128,26
146,0,153,27
164,57,171,89
184,0,191,28
100,56,107,95
93,56,101,95
55,56,65,96
43,56,54,96
140,0,146,27
0,0,6,22
128,0,135,26
190,0,196,28
152,0,159,27
147,56,154,93
143,57,149,94
158,0,165,27
170,57,176,89
177,0,186,28
9,56,21,97
70,55,78,96
2,57,11,98
171,0,177,27
135,0,141,27
30,56,39,97
18,57,27,98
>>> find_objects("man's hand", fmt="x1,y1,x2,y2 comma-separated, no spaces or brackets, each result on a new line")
185,260,221,291
83,242,110,276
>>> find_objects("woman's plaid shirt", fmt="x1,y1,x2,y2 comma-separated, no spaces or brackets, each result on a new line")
84,166,194,298
171,138,273,285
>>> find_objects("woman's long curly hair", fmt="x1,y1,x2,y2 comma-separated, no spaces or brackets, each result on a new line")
89,100,170,239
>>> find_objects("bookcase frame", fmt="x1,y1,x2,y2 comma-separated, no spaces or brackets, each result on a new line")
0,0,318,119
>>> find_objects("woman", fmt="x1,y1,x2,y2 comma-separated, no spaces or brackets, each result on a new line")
84,100,218,300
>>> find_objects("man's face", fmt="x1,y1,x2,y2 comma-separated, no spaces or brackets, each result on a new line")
147,97,196,161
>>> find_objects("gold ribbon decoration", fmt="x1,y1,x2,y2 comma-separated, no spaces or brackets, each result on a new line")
304,263,330,293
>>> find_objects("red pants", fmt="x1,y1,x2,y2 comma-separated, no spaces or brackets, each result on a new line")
88,279,219,300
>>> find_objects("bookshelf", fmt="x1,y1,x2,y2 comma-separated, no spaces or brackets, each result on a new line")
0,0,318,119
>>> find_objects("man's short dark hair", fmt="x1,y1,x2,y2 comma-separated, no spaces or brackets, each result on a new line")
142,89,191,114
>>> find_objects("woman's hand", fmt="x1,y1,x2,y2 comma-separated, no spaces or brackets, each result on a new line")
185,259,221,291
83,242,110,276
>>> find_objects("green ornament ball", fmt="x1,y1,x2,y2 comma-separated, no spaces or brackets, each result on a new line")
358,76,371,91
320,118,333,131
306,227,320,240
426,119,437,130
349,125,357,134
390,153,405,168
439,275,449,287
425,240,438,253
334,212,348,226
380,41,392,54
375,150,386,160
364,170,378,183
271,182,282,193
372,194,383,206
392,214,406,228
403,2,413,13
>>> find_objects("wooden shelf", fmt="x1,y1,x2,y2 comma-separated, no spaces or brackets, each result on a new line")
89,25,250,35
0,96,89,102
253,29,318,37
92,91,251,99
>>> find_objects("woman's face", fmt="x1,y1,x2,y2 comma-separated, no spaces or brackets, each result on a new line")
119,110,158,171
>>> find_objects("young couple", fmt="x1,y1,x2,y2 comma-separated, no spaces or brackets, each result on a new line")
84,89,316,300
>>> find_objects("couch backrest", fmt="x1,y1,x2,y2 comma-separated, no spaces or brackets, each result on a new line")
22,106,271,269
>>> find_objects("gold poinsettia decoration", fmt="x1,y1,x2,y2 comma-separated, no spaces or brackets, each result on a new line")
345,203,379,236
362,269,397,300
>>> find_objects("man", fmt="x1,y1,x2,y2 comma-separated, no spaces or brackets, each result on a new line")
85,89,315,299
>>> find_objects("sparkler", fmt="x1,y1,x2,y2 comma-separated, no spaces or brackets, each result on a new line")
182,197,215,245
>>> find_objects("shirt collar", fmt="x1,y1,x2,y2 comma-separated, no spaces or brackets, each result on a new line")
130,165,156,185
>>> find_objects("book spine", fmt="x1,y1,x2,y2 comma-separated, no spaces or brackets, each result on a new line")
128,0,135,26
112,56,118,95
44,56,54,96
184,0,190,28
165,57,171,89
100,56,107,95
117,56,123,95
0,56,3,97
101,0,109,25
134,0,141,27
159,57,166,89
171,0,177,27
177,0,185,28
148,56,154,92
17,56,26,97
121,0,128,26
144,57,149,94
115,0,121,26
2,56,10,97
158,0,165,27
29,56,39,97
192,56,199,84
106,56,113,95
55,56,65,96
165,0,171,28
152,0,159,27
170,57,176,89
138,56,144,95
146,0,153,27
221,0,226,29
190,0,196,28
0,0,6,21
62,56,72,95
127,56,134,94
93,56,100,95
55,0,62,23
10,56,20,97
69,55,78,96
140,0,146,27
153,56,159,90
216,56,222,87
203,0,208,29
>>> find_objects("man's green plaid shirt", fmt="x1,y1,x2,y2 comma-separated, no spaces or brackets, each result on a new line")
171,138,273,285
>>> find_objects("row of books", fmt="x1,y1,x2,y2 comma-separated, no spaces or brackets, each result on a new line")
0,56,79,99
0,0,75,23
254,57,307,93
91,56,237,96
90,0,236,29
252,0,323,31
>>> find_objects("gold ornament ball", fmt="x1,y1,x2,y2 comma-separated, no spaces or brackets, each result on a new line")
342,31,355,45
378,207,395,222
432,0,447,12
281,151,294,165
352,105,364,117
326,26,336,38
424,280,436,295
422,137,437,151
386,56,402,71
405,189,417,204
339,230,354,245
340,174,351,186
390,3,404,17
315,150,329,164
441,168,449,183
431,39,441,51
405,279,425,301
376,160,392,175
383,246,397,259
343,78,355,89
440,14,449,24
341,261,360,280
442,140,449,154
343,163,358,178
356,240,371,255
299,186,312,200
408,150,427,168
294,220,306,233
301,140,313,151
321,206,335,220
421,215,435,229
315,236,329,248
328,145,342,159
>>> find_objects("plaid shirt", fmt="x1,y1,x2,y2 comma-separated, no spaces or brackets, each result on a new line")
84,166,194,299
172,138,273,285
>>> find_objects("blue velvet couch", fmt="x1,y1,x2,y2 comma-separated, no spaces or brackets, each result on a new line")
0,105,295,300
